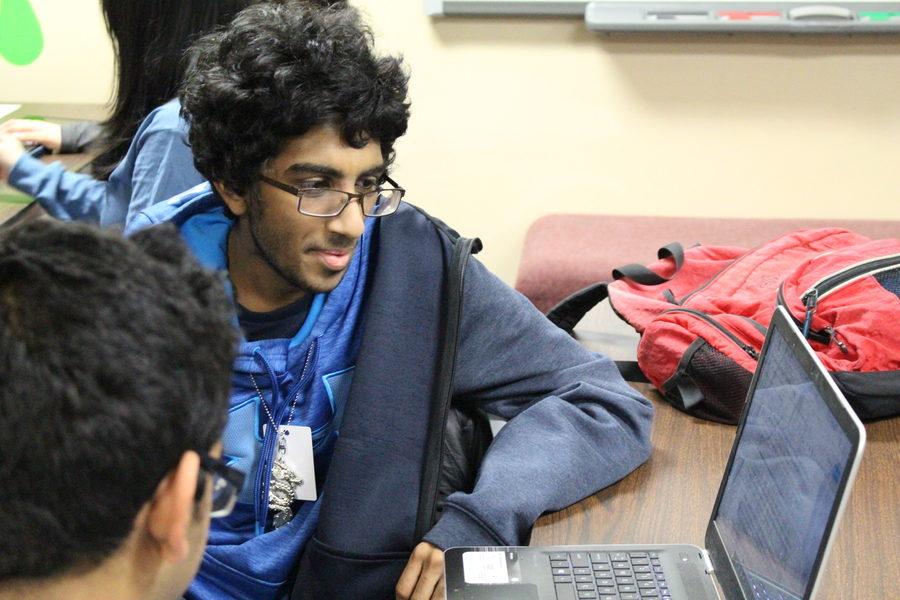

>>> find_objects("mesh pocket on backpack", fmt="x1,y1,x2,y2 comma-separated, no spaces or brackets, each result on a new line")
664,340,753,424
875,269,900,299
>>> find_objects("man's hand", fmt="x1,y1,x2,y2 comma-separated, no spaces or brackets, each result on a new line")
396,541,446,600
0,133,26,181
0,119,62,151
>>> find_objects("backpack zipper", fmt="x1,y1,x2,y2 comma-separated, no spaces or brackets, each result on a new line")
798,253,900,346
677,246,756,306
776,284,832,345
801,253,900,302
663,308,759,359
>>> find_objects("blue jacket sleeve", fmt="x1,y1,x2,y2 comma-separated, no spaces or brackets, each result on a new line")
423,257,654,549
7,153,107,223
6,103,202,227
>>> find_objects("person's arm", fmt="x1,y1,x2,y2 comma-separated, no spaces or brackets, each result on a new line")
59,121,102,154
4,142,108,223
124,119,205,226
396,255,654,599
425,257,654,549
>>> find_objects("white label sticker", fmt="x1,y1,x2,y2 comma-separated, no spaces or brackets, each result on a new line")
279,425,317,501
462,551,509,584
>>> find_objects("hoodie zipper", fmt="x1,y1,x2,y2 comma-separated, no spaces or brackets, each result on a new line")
414,235,481,541
663,308,759,359
253,340,318,532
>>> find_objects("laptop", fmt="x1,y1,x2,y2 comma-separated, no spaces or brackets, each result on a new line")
444,305,866,600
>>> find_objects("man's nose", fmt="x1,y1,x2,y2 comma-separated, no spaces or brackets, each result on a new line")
327,197,366,240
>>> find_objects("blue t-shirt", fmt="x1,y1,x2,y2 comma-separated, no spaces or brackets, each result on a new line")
7,98,204,228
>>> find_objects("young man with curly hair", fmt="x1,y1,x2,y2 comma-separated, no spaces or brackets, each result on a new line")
0,220,240,600
128,3,654,599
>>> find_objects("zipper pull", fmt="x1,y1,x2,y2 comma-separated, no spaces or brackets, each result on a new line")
825,327,850,354
801,289,818,338
742,344,759,359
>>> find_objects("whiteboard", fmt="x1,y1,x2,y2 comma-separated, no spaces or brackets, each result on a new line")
425,0,587,16
425,0,882,15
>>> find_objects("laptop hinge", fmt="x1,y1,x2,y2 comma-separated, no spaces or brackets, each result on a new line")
700,548,715,575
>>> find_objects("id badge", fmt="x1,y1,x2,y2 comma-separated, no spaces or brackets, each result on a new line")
277,425,317,501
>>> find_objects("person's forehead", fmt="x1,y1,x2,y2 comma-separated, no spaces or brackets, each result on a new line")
270,125,384,175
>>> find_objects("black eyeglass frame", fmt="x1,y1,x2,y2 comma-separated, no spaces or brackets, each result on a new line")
258,174,405,218
197,453,245,518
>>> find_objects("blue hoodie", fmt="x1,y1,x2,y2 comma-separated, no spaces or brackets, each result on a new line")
130,184,655,600
130,183,371,598
9,99,202,227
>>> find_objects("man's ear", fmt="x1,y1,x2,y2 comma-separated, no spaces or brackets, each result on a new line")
145,451,202,564
213,181,249,217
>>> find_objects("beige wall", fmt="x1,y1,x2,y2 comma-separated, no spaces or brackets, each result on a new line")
3,1,899,283
0,1,114,105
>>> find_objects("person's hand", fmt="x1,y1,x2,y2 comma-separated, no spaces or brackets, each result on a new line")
0,119,62,151
396,542,446,600
0,133,26,182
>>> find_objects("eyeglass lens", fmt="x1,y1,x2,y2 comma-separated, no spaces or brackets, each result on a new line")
210,474,238,517
299,188,402,217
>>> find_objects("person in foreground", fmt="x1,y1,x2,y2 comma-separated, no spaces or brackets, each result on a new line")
0,220,240,600
128,3,654,599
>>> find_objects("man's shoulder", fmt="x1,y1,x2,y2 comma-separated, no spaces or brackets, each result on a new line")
125,182,217,233
383,202,465,248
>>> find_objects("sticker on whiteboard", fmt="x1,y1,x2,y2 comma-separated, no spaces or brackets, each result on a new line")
462,551,509,584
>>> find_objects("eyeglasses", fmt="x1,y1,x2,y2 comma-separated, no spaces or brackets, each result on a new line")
259,174,405,218
197,454,245,518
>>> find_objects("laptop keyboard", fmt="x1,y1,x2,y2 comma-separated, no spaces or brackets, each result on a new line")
549,551,670,600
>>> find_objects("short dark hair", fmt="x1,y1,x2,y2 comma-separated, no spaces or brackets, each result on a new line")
180,1,410,195
0,220,237,581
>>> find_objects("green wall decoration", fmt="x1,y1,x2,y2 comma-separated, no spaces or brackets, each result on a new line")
0,0,44,66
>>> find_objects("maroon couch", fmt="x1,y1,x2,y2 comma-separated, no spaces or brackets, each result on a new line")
515,214,900,314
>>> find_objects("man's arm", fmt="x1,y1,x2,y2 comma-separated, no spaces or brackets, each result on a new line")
423,255,654,550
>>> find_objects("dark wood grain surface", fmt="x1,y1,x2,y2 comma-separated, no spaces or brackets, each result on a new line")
531,302,899,599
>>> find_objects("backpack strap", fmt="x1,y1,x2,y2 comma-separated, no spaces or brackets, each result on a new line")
546,281,611,332
614,360,650,384
547,243,685,332
612,242,685,285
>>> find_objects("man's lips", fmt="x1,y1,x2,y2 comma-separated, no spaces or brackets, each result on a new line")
312,247,353,271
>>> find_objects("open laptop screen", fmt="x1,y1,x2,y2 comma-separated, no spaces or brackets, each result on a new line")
712,323,856,600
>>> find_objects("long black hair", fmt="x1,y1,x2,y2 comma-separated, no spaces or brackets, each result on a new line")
92,0,251,179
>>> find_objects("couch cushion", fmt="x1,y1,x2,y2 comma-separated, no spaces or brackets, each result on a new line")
515,214,900,313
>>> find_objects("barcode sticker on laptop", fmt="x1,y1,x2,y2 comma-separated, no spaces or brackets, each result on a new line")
462,551,509,584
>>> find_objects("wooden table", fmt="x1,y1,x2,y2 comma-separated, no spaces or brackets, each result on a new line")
531,301,899,599
1,103,106,227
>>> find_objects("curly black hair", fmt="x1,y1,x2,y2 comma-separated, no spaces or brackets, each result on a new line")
0,220,237,580
180,1,410,195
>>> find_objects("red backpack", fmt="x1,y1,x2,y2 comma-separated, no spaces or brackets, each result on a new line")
548,228,900,424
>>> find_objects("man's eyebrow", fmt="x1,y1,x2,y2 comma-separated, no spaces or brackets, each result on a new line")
282,162,388,179
360,164,388,178
284,163,342,178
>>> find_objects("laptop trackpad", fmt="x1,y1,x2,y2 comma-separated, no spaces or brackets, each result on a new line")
467,584,539,599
